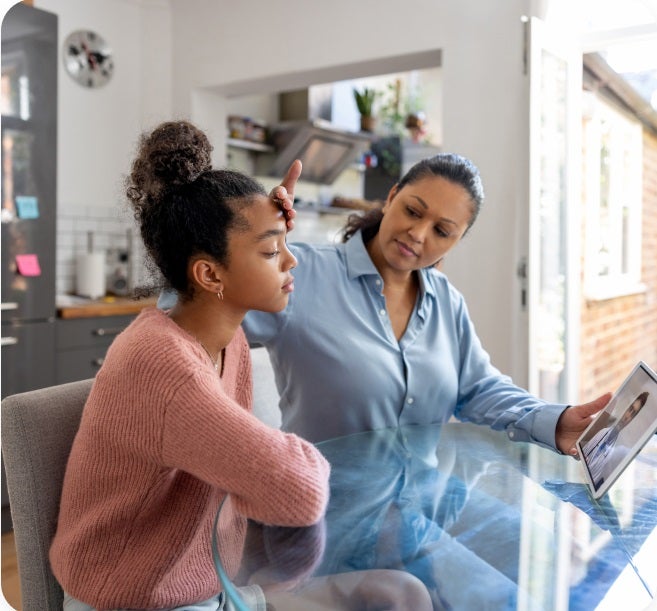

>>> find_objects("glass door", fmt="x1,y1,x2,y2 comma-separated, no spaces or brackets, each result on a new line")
527,17,581,404
518,17,582,611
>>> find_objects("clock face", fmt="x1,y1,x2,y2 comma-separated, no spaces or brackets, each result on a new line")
63,30,114,88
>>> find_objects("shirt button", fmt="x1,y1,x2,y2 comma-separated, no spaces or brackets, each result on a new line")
509,430,515,439
375,279,382,286
379,309,386,316
407,397,414,405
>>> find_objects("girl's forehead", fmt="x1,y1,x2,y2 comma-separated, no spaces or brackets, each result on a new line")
238,196,286,233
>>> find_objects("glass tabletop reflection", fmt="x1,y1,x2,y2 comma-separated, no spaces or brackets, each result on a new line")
213,422,657,610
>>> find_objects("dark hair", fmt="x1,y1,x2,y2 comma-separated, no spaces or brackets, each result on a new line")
342,153,485,243
126,121,266,299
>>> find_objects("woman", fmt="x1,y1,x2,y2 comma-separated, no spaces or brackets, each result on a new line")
237,153,611,608
242,153,610,450
49,121,331,611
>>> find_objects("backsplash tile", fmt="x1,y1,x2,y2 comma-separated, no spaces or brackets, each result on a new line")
56,203,148,296
56,204,349,297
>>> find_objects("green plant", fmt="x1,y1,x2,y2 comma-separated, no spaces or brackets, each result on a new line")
379,79,427,138
379,80,405,136
353,87,378,117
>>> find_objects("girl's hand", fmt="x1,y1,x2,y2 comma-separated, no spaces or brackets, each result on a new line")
271,159,301,231
555,392,612,456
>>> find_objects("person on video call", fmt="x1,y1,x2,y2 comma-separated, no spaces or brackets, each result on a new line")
582,391,650,488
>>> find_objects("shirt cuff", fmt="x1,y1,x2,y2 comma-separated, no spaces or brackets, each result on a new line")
506,402,569,452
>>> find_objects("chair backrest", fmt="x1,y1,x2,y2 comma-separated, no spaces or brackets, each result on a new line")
250,346,281,429
1,378,93,611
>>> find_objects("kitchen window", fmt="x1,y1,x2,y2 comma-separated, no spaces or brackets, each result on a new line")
583,94,644,300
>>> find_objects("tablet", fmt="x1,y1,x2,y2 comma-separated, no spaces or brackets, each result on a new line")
576,361,657,499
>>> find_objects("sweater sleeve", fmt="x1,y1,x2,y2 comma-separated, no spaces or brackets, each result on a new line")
161,369,330,527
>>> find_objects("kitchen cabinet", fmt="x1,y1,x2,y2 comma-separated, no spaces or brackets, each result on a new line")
1,2,58,534
54,296,157,384
2,320,56,397
55,314,135,384
1,2,58,398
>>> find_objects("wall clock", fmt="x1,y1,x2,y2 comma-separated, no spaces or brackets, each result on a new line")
63,30,114,88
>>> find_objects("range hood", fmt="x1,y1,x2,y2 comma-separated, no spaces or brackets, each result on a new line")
259,87,373,185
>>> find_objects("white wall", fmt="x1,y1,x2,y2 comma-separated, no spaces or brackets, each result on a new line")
439,1,532,384
168,0,534,382
34,0,172,211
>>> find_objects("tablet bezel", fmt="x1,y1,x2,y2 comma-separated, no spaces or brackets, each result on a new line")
575,360,657,500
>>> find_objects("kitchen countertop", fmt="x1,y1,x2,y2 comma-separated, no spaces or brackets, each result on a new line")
56,295,158,319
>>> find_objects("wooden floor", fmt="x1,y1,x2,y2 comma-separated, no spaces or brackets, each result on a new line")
1,531,21,610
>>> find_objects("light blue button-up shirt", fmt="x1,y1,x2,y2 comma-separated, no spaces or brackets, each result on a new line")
238,231,567,446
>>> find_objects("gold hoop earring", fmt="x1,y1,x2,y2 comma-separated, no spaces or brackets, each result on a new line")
217,289,224,301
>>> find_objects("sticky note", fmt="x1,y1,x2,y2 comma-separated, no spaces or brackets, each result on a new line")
15,196,39,219
15,254,41,277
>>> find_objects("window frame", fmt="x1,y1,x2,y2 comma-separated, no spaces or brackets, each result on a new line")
583,93,644,301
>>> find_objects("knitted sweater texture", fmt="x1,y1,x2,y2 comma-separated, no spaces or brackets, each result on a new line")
49,308,330,610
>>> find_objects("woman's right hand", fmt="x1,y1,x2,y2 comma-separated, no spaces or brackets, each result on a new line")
555,393,612,456
270,159,301,231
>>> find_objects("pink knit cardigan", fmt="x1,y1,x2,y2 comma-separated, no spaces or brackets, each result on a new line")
50,308,330,610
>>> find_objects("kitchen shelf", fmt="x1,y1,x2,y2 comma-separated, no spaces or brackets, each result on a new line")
227,138,274,153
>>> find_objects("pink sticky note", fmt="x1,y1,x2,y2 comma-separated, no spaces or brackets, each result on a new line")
15,254,41,277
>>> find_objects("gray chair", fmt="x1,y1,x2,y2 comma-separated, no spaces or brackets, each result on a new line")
250,346,281,429
0,350,278,611
1,378,93,611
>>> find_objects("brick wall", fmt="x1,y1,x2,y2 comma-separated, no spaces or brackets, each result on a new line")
579,130,657,401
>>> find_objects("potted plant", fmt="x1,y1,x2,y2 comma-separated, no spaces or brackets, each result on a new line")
353,87,378,132
379,79,428,141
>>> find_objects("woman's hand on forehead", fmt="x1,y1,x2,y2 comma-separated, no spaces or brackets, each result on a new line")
270,160,302,231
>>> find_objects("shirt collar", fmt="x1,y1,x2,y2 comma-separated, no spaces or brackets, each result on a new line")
417,268,436,301
344,230,437,301
344,230,380,280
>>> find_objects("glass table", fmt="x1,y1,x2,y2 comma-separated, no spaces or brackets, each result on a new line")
213,422,657,610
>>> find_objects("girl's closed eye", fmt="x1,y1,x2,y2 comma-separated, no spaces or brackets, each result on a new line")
434,226,450,238
406,206,421,218
263,249,281,258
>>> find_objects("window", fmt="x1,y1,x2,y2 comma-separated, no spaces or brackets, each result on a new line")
583,94,644,299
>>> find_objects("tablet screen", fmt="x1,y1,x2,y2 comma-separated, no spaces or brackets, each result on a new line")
576,361,657,499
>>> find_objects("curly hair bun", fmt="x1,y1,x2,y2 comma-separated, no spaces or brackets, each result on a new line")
127,121,213,210
145,120,213,186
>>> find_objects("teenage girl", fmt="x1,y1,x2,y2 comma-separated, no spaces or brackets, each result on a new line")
49,120,330,611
